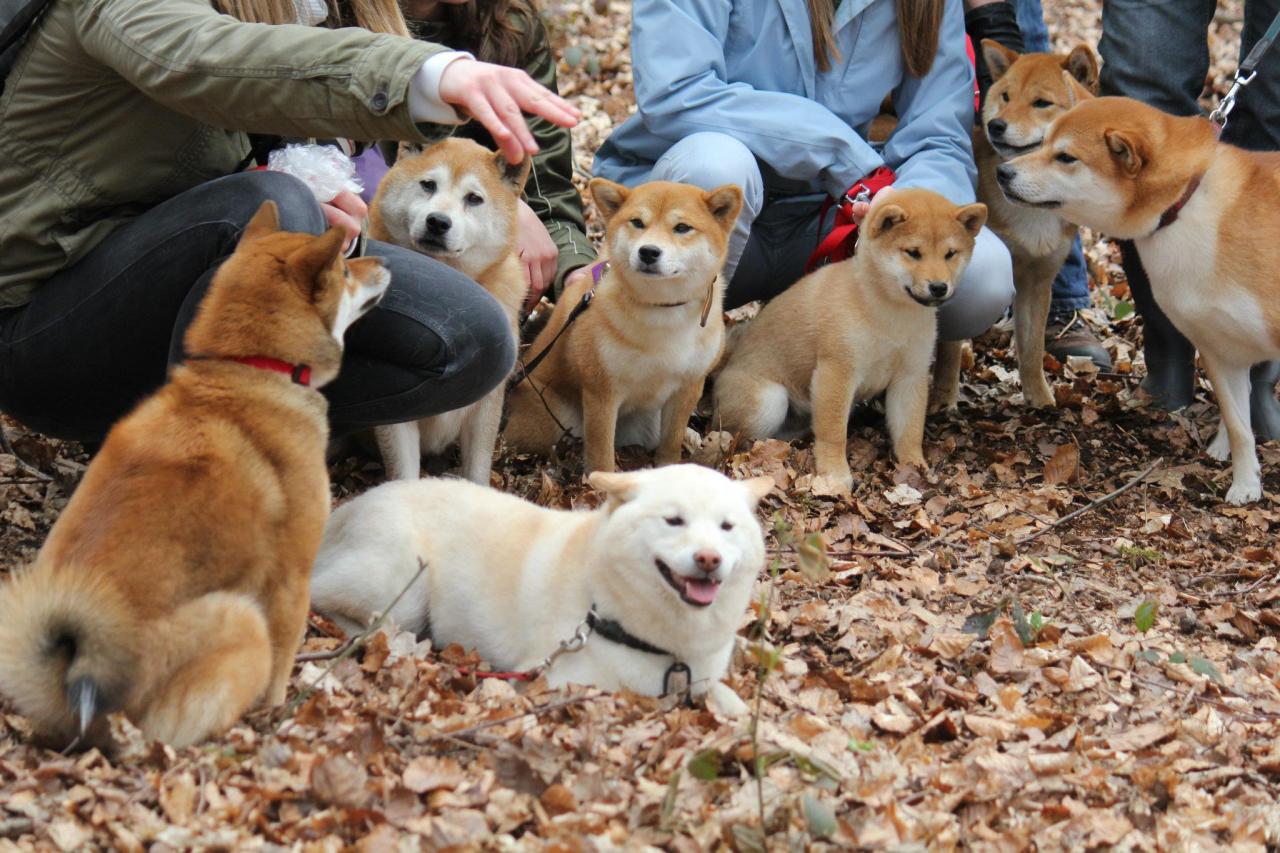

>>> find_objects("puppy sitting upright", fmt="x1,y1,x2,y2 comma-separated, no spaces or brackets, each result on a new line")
933,41,1100,410
0,203,389,748
1000,96,1280,504
503,179,743,473
369,138,530,483
310,465,771,714
714,189,986,496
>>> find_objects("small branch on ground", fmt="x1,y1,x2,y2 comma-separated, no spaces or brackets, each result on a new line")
1020,458,1163,546
421,692,602,742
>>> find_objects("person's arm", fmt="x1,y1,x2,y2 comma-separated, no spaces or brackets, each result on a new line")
629,0,884,199
521,18,594,291
882,0,978,204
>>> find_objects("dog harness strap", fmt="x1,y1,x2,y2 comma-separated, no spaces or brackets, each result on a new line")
508,261,608,390
187,355,312,386
804,167,897,273
1154,175,1203,233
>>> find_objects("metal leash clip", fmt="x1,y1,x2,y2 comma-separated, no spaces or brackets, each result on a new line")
529,613,594,676
840,185,874,208
1209,69,1256,134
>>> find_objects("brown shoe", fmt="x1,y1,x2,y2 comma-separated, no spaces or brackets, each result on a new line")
1045,313,1112,370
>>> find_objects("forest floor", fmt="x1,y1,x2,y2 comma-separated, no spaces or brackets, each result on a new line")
1,1,1277,850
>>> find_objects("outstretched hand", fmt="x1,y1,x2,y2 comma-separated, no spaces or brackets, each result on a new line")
439,59,581,164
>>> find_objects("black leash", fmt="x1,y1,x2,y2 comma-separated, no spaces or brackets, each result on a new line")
586,608,693,700
508,260,608,390
1210,8,1280,132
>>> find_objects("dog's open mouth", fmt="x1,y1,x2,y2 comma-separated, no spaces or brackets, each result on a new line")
999,187,1062,209
655,558,720,607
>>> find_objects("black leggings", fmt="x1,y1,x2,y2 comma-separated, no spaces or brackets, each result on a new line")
0,171,514,442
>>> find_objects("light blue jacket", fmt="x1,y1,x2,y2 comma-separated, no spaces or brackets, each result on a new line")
594,0,977,204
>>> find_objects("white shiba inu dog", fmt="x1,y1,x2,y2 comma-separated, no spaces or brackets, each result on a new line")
309,465,772,713
502,179,743,473
368,138,530,484
999,95,1280,504
933,41,1100,411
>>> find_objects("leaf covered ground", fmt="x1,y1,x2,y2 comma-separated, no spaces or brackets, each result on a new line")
2,2,1279,850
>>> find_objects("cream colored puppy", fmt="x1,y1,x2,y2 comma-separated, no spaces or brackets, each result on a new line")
714,189,986,495
309,465,772,712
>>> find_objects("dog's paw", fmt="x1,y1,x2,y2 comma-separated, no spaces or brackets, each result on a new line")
1206,426,1232,462
706,682,749,718
811,472,853,497
1023,381,1056,410
1225,477,1262,506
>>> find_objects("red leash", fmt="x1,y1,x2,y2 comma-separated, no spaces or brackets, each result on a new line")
804,166,897,273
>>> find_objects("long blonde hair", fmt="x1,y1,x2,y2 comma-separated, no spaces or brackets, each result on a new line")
214,0,410,35
807,0,944,77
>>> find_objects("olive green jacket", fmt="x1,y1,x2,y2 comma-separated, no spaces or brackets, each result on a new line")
407,16,594,292
0,0,451,309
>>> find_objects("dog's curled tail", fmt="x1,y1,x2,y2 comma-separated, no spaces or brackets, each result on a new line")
0,566,137,744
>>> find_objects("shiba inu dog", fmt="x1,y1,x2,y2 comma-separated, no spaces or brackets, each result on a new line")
369,138,530,483
714,189,987,496
933,41,1100,411
998,95,1280,504
502,179,743,473
0,203,389,748
309,465,772,713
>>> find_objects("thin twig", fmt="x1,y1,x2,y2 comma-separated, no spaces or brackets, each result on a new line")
1206,574,1272,600
295,636,358,663
0,425,52,483
1019,458,1163,545
1093,660,1280,723
420,692,602,742
278,558,429,727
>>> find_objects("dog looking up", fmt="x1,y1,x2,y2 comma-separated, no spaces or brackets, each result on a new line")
998,95,1280,504
932,40,1100,411
0,203,389,749
714,189,986,496
502,179,743,473
310,464,771,715
369,138,530,484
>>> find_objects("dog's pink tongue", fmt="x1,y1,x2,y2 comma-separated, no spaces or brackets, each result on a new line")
684,578,721,605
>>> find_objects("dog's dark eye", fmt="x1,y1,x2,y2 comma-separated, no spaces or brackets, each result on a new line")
904,248,922,260
1033,98,1054,109
945,249,957,260
1001,92,1009,103
465,192,484,206
1055,152,1078,164
720,521,734,531
673,223,692,234
630,217,645,229
420,179,436,193
664,516,684,526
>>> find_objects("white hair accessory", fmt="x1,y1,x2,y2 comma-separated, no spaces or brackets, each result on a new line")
292,0,329,26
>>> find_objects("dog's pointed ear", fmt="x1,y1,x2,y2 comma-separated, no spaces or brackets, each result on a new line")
494,150,532,195
288,227,347,296
399,140,426,158
588,470,641,504
1105,129,1145,177
703,184,744,230
590,178,630,221
741,476,774,505
241,201,280,244
1062,44,1099,94
955,203,988,237
866,201,908,238
1061,70,1096,109
980,38,1019,82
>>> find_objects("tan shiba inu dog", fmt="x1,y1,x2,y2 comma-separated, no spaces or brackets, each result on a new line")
0,203,389,748
369,138,530,484
309,465,772,714
714,189,987,496
933,41,1099,410
999,95,1280,504
503,179,743,473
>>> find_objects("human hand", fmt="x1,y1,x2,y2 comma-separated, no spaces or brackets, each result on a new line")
516,200,559,313
438,59,581,164
850,185,894,228
321,190,367,252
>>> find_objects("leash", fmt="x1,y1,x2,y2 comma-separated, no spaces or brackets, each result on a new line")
804,166,896,273
508,260,608,390
1210,8,1280,134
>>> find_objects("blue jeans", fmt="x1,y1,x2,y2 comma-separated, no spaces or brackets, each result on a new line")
1013,0,1091,318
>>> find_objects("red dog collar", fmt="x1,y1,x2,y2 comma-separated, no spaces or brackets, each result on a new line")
188,355,312,386
1154,175,1203,232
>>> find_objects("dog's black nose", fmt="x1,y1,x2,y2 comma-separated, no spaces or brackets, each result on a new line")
426,213,452,235
638,244,662,265
928,281,949,299
987,118,1007,140
996,163,1016,186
